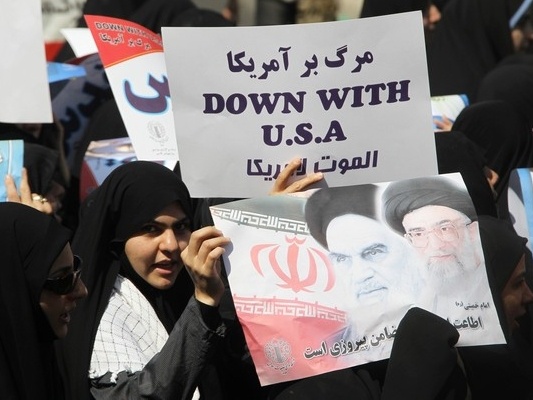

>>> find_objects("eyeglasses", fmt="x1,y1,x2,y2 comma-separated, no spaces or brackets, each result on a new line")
43,255,83,295
405,220,471,248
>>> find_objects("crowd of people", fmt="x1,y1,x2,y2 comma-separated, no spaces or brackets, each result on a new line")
3,0,533,399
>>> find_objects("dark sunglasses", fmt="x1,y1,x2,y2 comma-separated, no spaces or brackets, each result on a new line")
43,255,83,295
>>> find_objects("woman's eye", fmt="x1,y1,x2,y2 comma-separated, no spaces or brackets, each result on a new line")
174,221,191,233
140,224,159,233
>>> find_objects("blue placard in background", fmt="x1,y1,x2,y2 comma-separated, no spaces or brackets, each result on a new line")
0,140,24,202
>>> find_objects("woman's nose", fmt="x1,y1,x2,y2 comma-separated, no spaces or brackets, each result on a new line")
159,228,179,252
69,278,88,300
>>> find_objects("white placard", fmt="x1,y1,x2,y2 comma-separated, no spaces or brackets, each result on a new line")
0,0,53,123
163,12,438,198
60,28,98,58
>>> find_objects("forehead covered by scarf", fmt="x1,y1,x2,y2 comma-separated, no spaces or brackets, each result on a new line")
304,185,378,250
382,176,477,234
0,202,71,304
82,161,193,244
452,100,533,195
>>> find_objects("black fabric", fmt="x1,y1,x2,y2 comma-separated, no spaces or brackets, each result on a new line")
459,215,533,399
24,143,60,195
57,161,195,400
425,0,515,102
452,100,533,221
266,363,384,400
360,0,429,17
477,54,533,127
0,203,71,400
478,216,528,338
381,176,478,234
381,307,467,400
435,131,498,218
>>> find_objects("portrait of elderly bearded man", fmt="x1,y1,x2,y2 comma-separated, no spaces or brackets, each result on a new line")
305,184,423,342
381,176,488,315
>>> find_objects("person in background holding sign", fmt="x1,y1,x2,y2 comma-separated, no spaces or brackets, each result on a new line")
4,167,54,215
0,202,88,399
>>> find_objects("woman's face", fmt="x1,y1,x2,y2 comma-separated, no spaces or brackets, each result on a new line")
40,243,88,338
501,254,533,333
125,203,191,290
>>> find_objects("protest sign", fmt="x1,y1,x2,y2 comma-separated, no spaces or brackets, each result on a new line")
0,0,53,123
210,173,505,385
0,140,24,202
162,12,438,198
85,15,179,164
431,94,469,130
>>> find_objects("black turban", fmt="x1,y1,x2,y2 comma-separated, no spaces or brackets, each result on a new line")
382,176,477,234
304,185,378,250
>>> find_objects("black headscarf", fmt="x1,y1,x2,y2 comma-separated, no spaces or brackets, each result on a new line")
477,55,533,127
381,176,478,234
478,215,529,339
452,100,533,205
435,130,498,217
0,203,71,399
426,0,515,102
57,160,195,400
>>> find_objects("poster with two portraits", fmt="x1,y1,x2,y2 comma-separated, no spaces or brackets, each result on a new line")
210,175,504,386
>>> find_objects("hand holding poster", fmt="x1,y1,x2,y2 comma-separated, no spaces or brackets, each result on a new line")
85,15,179,163
162,12,438,198
210,173,505,385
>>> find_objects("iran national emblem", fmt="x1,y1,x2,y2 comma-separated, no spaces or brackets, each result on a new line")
251,235,334,293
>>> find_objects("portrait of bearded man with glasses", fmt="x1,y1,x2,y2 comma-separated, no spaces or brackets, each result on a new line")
381,175,487,315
